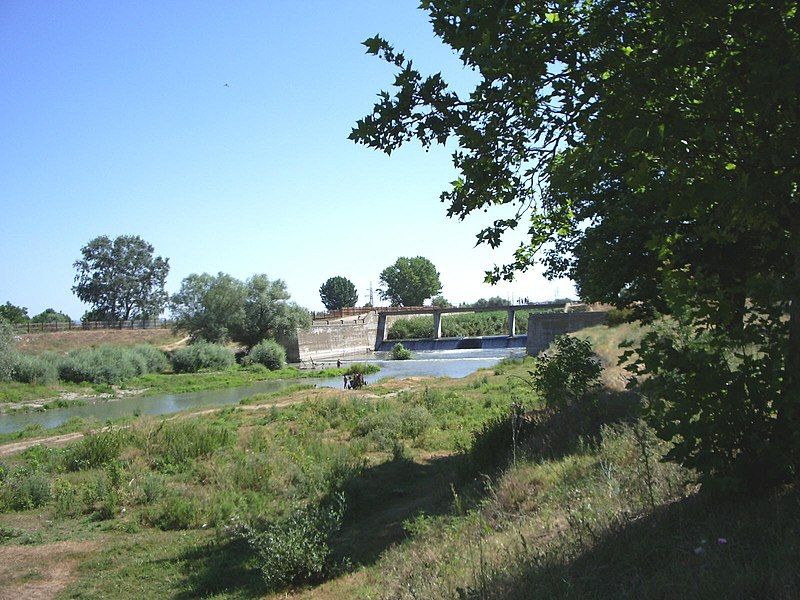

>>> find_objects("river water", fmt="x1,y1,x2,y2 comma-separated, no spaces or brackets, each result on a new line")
0,348,525,434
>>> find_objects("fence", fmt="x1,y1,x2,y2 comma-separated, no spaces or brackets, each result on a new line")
12,319,172,334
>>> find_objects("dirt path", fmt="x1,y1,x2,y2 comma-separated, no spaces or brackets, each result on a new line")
0,540,98,600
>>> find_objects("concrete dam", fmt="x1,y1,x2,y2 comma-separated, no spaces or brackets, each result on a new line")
296,304,608,362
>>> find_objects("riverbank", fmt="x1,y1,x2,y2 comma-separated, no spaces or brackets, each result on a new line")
0,364,379,413
0,325,795,599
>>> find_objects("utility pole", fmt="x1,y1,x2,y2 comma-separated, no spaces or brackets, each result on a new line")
367,282,374,306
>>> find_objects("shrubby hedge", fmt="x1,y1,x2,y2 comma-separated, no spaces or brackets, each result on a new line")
248,339,286,371
169,341,235,373
58,345,168,384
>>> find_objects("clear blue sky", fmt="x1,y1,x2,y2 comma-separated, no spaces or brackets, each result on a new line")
0,1,575,319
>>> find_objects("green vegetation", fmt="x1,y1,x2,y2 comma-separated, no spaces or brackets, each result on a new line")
1,325,795,598
169,341,235,374
378,256,442,307
247,339,286,371
387,309,554,339
390,342,412,360
73,235,169,322
170,272,310,349
30,308,71,324
319,276,359,311
0,302,29,324
58,345,169,384
353,1,800,492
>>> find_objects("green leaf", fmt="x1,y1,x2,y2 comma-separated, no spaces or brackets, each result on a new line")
545,12,560,23
622,46,633,56
725,162,736,171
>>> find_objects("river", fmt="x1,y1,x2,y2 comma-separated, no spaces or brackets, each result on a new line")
0,347,525,434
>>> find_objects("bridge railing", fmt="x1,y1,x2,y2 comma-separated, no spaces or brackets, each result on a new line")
12,319,172,334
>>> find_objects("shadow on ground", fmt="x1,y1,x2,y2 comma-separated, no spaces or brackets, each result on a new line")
467,483,800,599
336,451,467,566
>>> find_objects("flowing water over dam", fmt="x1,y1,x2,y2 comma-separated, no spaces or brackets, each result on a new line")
0,348,525,434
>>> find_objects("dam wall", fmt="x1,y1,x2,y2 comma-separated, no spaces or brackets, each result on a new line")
296,311,378,361
526,311,609,355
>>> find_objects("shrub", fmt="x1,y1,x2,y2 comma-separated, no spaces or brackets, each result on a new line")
0,468,51,511
391,343,412,360
147,420,233,470
57,345,163,384
10,353,58,384
249,339,287,371
606,307,636,326
530,335,601,411
345,363,380,375
170,341,235,373
131,345,169,373
52,478,82,517
147,493,199,530
0,321,14,381
231,493,347,590
63,430,124,471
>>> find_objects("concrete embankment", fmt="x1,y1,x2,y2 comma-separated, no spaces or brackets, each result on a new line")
297,311,378,361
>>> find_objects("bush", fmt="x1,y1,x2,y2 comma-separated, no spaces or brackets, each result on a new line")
147,493,199,530
530,335,601,411
147,420,233,470
231,493,347,590
391,343,412,360
0,468,51,511
345,363,380,375
63,430,125,471
0,321,14,381
132,345,169,373
606,307,636,326
248,339,287,371
57,345,164,384
10,353,58,384
170,341,235,373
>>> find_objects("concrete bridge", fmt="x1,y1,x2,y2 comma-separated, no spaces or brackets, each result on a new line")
375,302,567,349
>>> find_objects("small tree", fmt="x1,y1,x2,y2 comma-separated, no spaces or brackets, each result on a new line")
73,235,169,322
319,276,359,311
378,257,442,307
530,335,601,411
430,295,452,308
0,302,29,324
31,309,71,324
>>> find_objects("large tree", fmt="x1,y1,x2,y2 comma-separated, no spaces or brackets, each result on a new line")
0,302,29,324
232,275,312,349
378,257,442,307
170,273,247,343
171,272,310,348
352,2,800,487
73,235,170,322
319,276,359,311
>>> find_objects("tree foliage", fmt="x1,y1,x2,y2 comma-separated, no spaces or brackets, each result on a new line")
353,2,800,487
31,308,71,324
73,235,169,322
0,302,29,324
171,272,310,348
319,276,359,311
378,256,442,307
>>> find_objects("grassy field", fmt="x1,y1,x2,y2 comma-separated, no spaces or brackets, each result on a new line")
0,324,796,599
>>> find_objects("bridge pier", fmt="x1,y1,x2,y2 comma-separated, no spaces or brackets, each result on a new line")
433,311,442,339
508,308,516,336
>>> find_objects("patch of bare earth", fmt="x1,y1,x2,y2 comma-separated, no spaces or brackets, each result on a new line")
0,540,98,600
